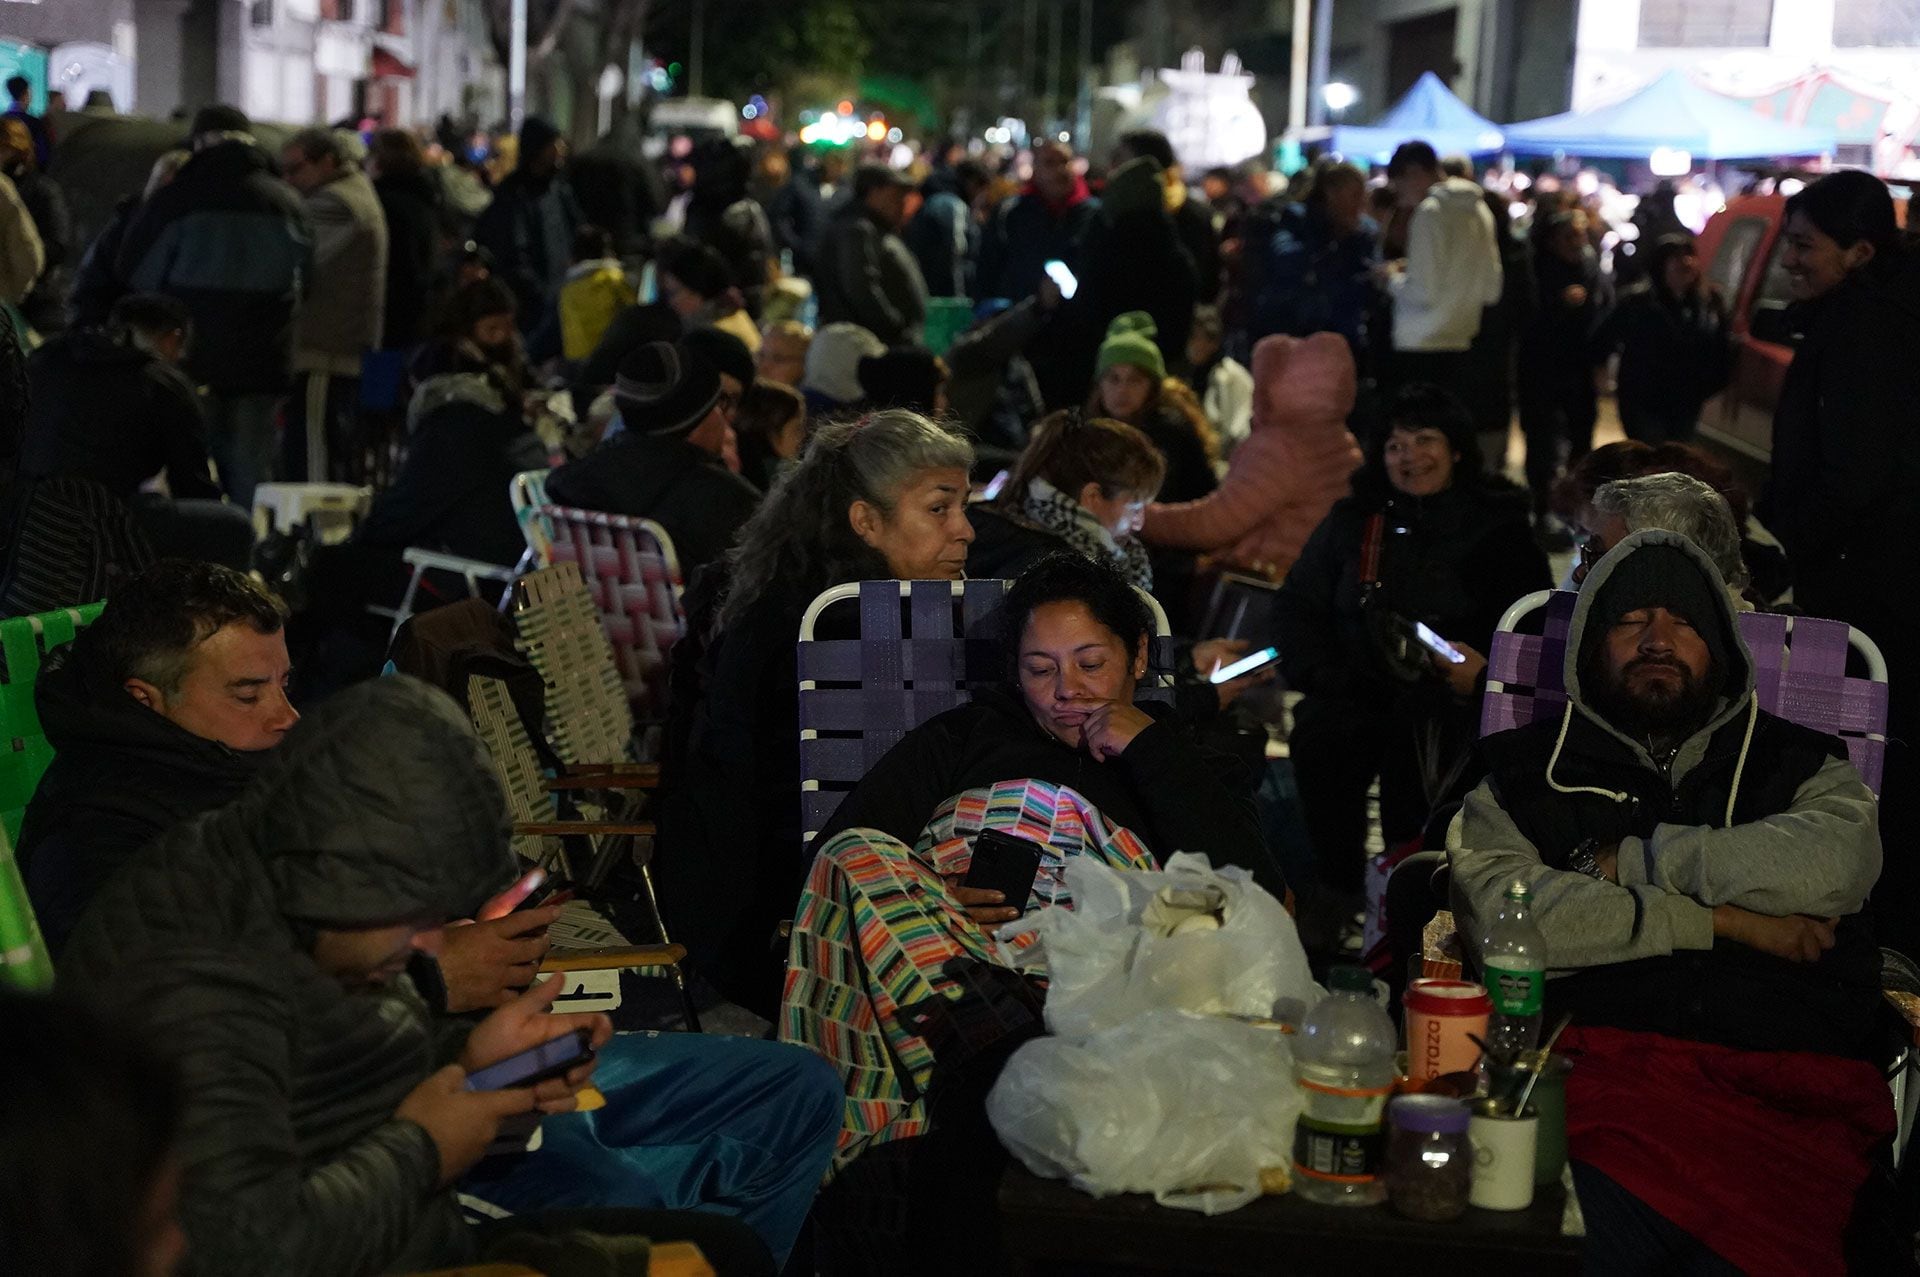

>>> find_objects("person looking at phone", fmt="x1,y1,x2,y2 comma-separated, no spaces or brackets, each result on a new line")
56,678,825,1277
780,553,1283,1268
1448,530,1888,1276
17,560,550,1010
1273,384,1550,953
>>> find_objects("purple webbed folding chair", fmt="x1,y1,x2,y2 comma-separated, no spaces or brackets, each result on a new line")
1482,590,1889,795
796,579,1177,848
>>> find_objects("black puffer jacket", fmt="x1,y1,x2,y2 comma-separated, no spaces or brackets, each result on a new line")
375,169,443,352
57,677,516,1277
114,138,313,395
19,636,262,956
544,432,761,575
1274,477,1550,702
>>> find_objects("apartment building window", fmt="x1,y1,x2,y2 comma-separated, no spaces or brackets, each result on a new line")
1639,0,1773,46
249,0,273,27
1833,0,1920,46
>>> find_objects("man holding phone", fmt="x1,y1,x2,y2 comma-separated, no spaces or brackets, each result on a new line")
57,678,788,1276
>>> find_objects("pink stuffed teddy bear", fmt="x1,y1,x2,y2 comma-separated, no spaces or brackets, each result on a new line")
1141,331,1363,580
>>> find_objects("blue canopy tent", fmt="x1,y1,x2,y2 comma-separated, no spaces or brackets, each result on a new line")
1329,72,1506,164
1503,70,1835,159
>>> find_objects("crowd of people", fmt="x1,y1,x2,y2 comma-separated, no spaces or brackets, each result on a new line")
2,88,1918,1277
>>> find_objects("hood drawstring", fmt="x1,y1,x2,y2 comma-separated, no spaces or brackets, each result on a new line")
1724,695,1758,827
1544,700,1631,804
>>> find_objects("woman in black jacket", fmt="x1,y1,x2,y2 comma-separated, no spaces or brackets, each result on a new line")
1591,232,1729,444
1274,384,1550,949
1761,169,1920,956
782,553,1281,1189
1518,208,1609,521
654,410,977,1017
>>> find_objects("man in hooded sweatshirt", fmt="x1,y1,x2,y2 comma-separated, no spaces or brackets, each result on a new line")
1380,141,1502,399
474,116,581,356
1449,530,1888,1277
54,677,800,1277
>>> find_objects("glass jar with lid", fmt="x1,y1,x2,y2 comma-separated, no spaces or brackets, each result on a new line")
1383,1093,1472,1222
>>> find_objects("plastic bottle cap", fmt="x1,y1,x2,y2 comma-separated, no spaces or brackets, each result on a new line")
1328,965,1374,993
1389,1094,1471,1134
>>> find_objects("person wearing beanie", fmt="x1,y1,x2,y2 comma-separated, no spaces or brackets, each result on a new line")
474,114,581,352
814,162,929,345
546,339,761,573
1086,310,1215,504
857,347,948,415
1113,128,1222,304
801,320,886,412
114,101,312,506
1450,528,1883,1277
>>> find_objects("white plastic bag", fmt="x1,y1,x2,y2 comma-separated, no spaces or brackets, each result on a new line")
1000,851,1319,1041
987,1009,1303,1214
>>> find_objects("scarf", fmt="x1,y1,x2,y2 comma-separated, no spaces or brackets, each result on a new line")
1022,477,1154,590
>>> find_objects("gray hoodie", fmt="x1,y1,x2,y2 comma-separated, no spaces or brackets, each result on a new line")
1449,529,1879,973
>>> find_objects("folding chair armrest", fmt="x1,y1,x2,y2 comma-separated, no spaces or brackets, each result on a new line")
400,547,519,580
546,763,661,791
1884,989,1920,1046
513,821,658,837
540,943,686,972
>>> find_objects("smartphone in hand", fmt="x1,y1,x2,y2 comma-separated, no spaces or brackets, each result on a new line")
963,829,1045,912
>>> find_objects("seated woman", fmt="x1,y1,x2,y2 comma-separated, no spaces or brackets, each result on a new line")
966,409,1165,590
1273,383,1551,953
655,410,977,1017
782,552,1286,1187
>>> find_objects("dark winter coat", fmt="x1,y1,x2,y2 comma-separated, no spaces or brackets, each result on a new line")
1518,245,1608,391
568,132,665,259
1274,477,1550,703
18,636,263,956
67,193,134,328
1171,194,1222,305
115,138,314,395
814,201,929,346
1244,201,1378,355
544,431,761,575
1591,282,1730,440
1135,400,1216,506
472,168,581,332
903,173,978,299
374,169,442,352
1037,211,1196,409
56,677,515,1277
21,325,221,499
355,363,548,566
974,183,1100,304
1762,254,1920,642
10,164,72,332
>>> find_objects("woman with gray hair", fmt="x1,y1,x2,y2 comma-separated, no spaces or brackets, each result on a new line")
657,410,977,1015
1577,471,1753,606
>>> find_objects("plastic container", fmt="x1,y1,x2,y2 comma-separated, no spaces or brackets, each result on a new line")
1404,978,1491,1082
1292,965,1396,1205
1384,1095,1472,1222
1481,881,1546,1055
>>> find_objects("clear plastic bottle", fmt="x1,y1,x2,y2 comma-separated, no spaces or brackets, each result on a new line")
1482,880,1546,1056
1292,965,1396,1205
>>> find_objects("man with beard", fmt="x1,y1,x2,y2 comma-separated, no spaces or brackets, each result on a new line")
1450,530,1890,1275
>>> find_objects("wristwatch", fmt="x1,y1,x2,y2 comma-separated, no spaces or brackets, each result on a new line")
1566,838,1609,881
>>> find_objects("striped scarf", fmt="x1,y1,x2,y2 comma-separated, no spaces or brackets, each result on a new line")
1021,477,1154,590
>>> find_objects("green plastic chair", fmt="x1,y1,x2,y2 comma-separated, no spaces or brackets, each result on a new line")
1,602,105,991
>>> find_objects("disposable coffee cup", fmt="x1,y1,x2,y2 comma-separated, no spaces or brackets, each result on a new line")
1468,1100,1537,1211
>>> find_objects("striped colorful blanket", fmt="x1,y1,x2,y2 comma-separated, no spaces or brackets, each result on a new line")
780,778,1157,1170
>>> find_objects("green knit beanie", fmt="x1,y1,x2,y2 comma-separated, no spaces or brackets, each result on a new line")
1096,311,1166,381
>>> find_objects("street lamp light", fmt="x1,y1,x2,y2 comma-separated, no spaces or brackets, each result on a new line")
1321,81,1358,117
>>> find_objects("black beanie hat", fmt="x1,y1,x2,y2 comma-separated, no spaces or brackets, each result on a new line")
1579,541,1732,689
612,342,721,437
682,326,754,389
190,104,251,140
518,115,562,166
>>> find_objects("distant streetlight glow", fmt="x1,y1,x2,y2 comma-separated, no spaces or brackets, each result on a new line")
1649,146,1693,177
1321,82,1358,114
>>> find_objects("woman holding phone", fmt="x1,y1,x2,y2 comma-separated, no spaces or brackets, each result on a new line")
1273,383,1549,953
783,554,1283,1265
